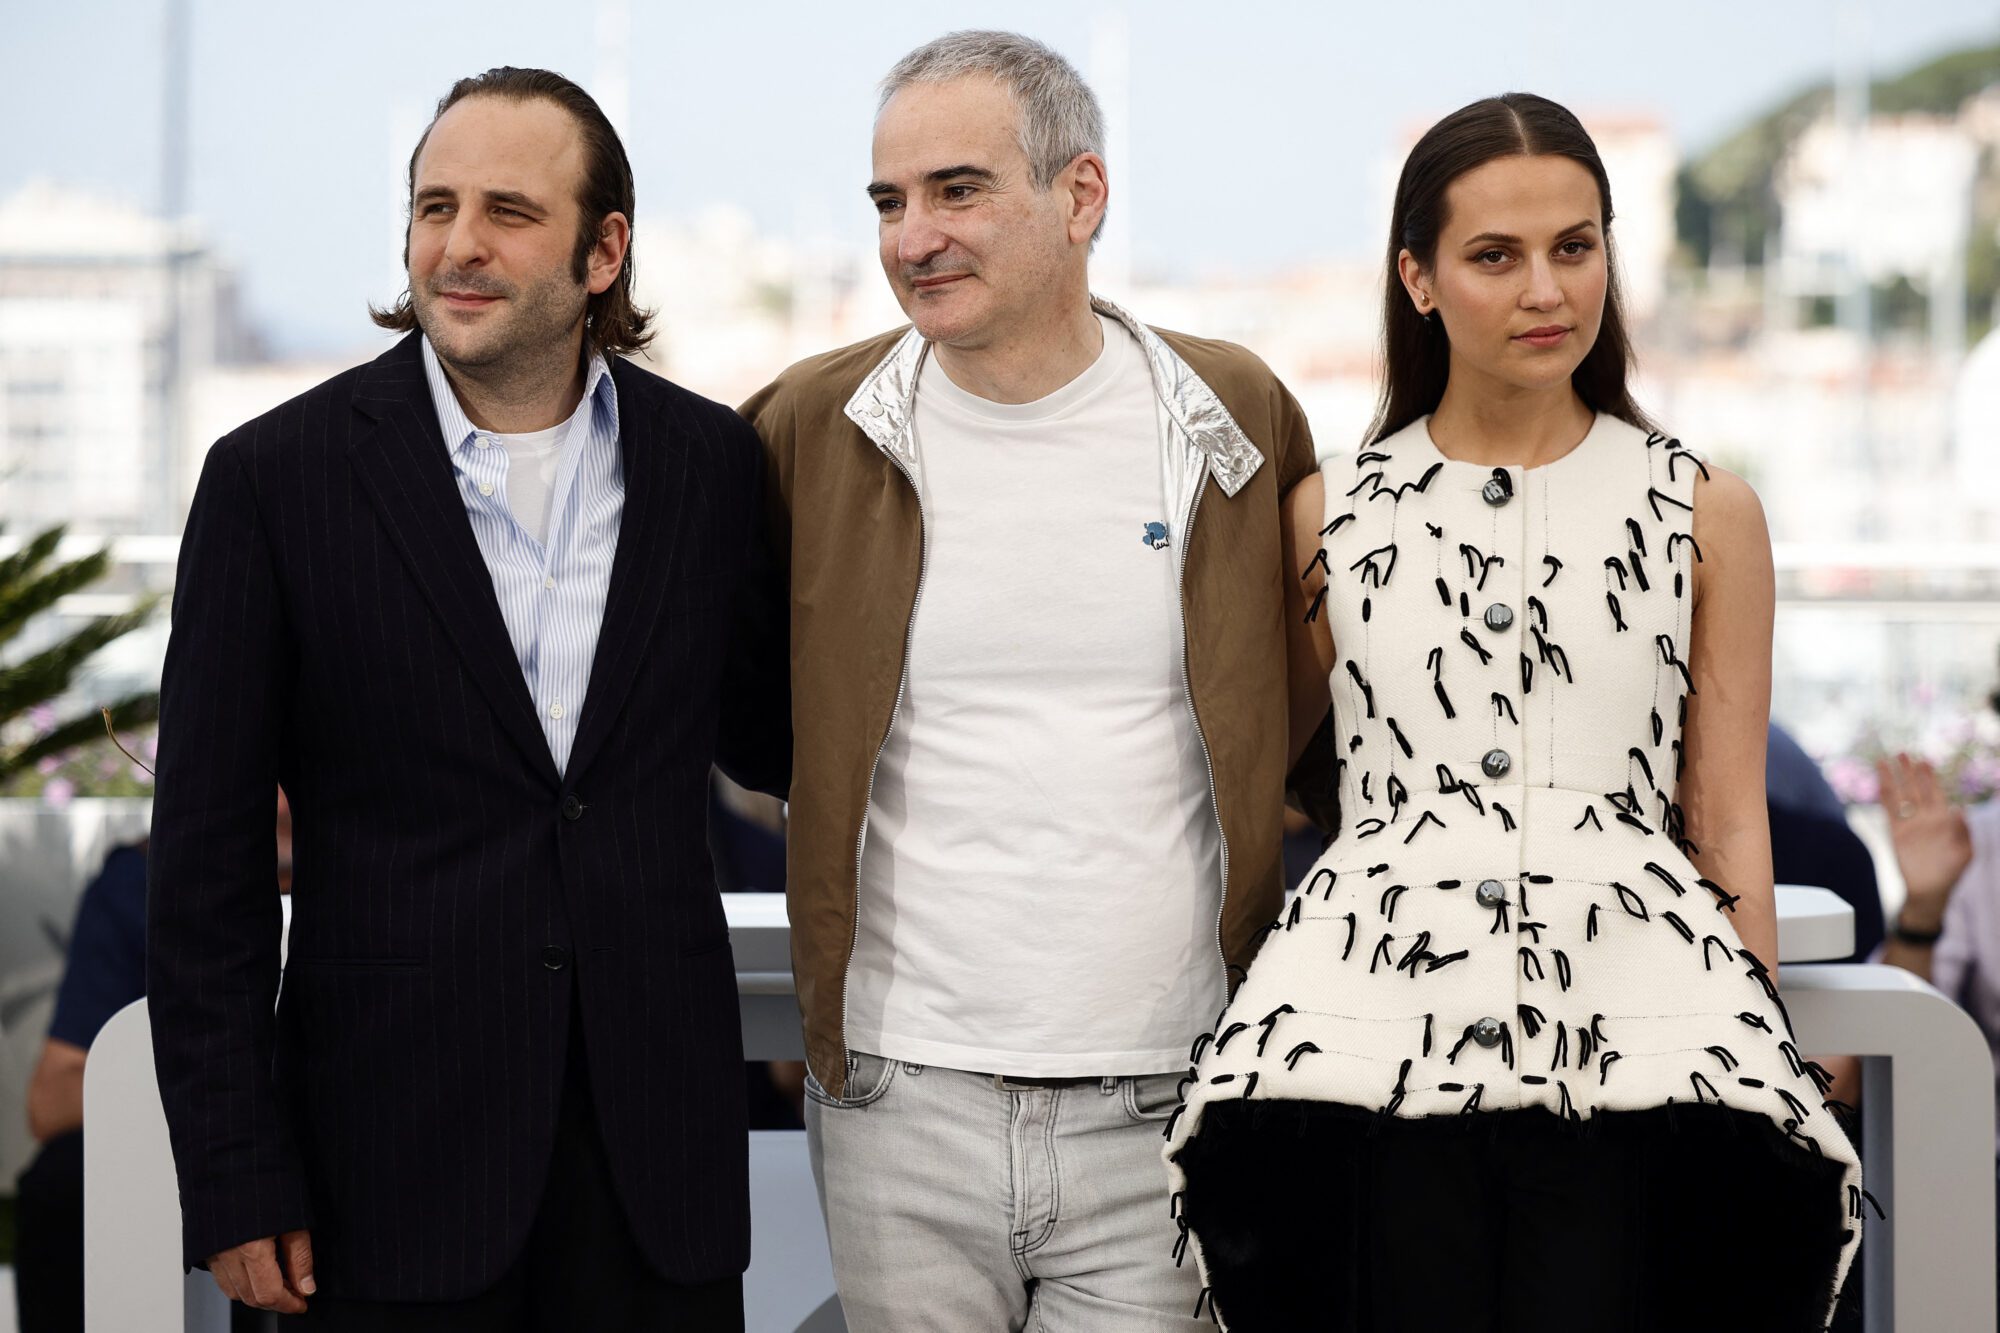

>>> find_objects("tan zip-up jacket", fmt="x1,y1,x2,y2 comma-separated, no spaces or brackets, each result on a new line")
741,298,1318,1097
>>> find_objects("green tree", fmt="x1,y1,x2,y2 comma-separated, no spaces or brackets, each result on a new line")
0,525,159,786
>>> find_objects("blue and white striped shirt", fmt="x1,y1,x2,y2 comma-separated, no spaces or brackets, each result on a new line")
421,336,623,775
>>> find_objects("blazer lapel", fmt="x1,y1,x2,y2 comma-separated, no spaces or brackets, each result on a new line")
565,361,689,785
345,335,562,790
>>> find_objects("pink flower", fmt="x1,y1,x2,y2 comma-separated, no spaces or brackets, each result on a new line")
27,705,57,734
36,755,61,776
43,777,75,808
1823,756,1878,805
1959,755,2000,801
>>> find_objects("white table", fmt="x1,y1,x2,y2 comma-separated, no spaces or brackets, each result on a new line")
82,888,1995,1331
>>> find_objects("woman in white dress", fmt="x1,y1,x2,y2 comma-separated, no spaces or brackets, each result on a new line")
1163,93,1863,1331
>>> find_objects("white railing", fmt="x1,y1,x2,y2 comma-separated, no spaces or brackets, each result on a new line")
76,888,1996,1331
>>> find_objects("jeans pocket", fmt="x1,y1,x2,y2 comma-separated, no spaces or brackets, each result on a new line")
804,1050,900,1109
1123,1070,1186,1123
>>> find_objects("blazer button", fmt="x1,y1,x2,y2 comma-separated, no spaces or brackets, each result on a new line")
1473,1017,1504,1048
542,945,570,971
561,793,584,821
1483,603,1515,632
1475,878,1508,908
1481,474,1513,506
1481,748,1512,779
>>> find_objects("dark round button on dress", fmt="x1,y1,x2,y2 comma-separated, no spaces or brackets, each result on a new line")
1481,749,1512,779
1483,603,1515,632
1475,879,1508,908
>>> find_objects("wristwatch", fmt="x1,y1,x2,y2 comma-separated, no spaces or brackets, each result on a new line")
1893,912,1945,946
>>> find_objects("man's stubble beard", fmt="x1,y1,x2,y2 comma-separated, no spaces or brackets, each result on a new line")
415,265,592,390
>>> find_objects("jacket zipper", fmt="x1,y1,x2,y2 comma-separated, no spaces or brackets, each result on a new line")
1176,469,1233,1010
842,445,929,1094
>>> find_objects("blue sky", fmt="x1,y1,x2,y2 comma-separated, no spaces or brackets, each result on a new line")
5,0,1996,354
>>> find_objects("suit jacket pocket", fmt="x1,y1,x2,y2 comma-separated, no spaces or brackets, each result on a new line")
680,931,732,959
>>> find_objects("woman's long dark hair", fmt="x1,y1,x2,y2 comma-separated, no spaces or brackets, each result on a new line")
1367,92,1656,445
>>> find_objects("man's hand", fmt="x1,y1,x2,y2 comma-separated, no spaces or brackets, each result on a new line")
1877,753,1974,930
208,1230,314,1313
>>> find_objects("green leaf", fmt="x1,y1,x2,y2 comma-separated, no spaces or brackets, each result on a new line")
0,598,159,726
0,526,66,595
0,547,114,650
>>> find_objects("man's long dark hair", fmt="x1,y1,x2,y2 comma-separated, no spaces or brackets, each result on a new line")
370,66,654,357
1366,92,1655,445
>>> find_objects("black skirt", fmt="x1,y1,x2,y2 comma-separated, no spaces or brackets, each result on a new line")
1171,1098,1854,1332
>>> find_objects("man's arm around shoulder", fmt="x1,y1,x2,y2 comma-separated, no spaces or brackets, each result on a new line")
713,405,791,800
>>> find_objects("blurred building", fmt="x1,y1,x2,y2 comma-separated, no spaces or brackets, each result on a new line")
0,181,259,536
631,207,904,407
1592,115,1678,324
1771,110,1983,353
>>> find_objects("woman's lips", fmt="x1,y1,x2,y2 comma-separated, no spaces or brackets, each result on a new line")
1514,325,1570,348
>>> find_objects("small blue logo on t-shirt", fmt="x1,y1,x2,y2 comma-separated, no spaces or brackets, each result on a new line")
1142,521,1171,550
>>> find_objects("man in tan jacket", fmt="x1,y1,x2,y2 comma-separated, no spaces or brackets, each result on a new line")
741,30,1321,1330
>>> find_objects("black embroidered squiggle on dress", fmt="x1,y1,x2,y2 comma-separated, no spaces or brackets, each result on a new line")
1164,415,1863,1331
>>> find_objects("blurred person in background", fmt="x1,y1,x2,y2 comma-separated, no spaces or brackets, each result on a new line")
14,795,291,1333
13,839,148,1333
741,30,1320,1330
1768,721,1885,961
148,65,786,1330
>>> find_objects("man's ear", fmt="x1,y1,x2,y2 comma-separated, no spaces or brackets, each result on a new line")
1064,153,1109,248
587,212,632,296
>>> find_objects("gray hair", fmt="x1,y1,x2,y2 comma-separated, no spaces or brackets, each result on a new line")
880,30,1106,238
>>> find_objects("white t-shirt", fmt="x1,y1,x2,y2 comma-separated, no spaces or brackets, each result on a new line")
845,315,1225,1077
493,422,566,546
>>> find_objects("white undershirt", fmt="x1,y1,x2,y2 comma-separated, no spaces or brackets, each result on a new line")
492,422,567,546
845,316,1224,1077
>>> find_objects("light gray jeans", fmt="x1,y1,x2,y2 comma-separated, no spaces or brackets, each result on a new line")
804,1052,1206,1332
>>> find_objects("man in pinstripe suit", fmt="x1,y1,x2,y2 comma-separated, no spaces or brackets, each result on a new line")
147,67,787,1330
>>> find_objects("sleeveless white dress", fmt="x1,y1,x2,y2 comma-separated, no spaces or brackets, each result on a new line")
1164,415,1863,1330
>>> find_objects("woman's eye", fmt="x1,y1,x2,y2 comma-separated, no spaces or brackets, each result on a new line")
1478,249,1508,265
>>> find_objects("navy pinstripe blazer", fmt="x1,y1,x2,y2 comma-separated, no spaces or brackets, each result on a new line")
147,331,789,1300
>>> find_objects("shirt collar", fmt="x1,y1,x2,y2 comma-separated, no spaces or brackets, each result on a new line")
420,335,618,458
